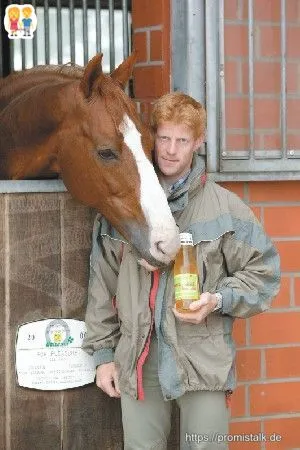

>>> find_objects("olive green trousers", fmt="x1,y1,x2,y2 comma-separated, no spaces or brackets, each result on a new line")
120,333,230,450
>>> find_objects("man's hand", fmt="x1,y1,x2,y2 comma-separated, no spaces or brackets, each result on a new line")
96,362,120,398
173,292,218,324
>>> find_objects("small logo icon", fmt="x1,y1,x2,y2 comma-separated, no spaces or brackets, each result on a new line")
4,4,37,40
45,319,74,347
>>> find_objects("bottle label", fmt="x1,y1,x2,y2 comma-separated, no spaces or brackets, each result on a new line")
179,233,194,246
174,274,199,300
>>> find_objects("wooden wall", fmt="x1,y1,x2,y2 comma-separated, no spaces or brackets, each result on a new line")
0,192,179,449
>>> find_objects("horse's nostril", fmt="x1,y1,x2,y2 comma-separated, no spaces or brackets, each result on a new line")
156,241,166,255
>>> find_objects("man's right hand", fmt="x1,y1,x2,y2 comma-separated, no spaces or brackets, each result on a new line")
96,362,120,398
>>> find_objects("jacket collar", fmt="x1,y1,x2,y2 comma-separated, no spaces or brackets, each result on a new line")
162,153,206,213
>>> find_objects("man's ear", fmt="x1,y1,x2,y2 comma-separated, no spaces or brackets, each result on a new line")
194,135,205,151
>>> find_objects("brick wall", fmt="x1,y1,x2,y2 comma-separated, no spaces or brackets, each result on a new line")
222,181,300,449
132,1,300,448
132,0,170,122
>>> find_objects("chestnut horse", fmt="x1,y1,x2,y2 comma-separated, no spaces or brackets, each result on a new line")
0,54,180,268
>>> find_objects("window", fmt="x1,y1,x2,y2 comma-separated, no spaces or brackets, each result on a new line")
172,0,300,181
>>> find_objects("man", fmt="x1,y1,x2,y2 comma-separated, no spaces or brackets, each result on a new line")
82,92,280,449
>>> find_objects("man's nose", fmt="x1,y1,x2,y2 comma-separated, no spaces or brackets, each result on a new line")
166,140,177,155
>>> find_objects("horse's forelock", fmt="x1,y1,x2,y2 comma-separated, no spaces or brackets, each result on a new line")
95,75,140,136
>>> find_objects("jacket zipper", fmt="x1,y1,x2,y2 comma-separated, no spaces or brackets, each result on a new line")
136,269,160,400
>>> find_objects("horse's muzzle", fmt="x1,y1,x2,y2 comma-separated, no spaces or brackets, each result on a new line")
125,222,180,269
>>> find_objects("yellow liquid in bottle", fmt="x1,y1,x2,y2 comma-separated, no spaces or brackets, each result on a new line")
174,234,200,313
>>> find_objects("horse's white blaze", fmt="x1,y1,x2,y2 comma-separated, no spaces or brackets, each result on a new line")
119,114,180,263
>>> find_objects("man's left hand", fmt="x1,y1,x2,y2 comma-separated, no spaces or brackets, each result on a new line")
172,292,218,324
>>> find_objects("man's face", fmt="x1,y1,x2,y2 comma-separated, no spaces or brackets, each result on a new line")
154,121,203,184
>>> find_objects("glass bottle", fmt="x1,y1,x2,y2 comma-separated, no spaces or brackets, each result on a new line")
174,232,200,313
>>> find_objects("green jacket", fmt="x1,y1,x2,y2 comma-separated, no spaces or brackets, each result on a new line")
82,154,280,401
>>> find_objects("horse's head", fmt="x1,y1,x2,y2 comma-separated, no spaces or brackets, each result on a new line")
55,54,180,268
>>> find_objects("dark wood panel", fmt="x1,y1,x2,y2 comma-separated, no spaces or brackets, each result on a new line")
0,195,6,450
60,194,95,319
8,193,62,449
64,386,123,450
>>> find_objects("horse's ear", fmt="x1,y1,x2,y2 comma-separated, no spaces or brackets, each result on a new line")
110,51,137,89
80,53,104,98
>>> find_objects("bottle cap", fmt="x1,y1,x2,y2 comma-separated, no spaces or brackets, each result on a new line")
179,232,193,245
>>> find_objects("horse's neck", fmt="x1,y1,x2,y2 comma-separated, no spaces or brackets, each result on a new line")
0,71,75,110
0,76,78,179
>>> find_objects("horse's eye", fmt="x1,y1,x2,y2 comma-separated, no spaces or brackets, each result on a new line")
97,149,117,161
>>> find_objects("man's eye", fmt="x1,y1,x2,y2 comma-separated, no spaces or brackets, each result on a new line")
180,138,188,143
97,149,118,160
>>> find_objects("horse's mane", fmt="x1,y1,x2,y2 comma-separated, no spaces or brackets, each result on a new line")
18,62,84,79
0,63,86,111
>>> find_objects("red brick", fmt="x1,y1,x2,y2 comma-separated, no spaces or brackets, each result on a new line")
254,133,263,148
266,347,300,378
263,133,281,150
259,26,281,57
295,277,300,306
229,422,261,450
231,385,246,417
133,32,147,63
254,99,280,129
254,0,281,21
236,349,261,381
287,27,300,58
161,0,170,69
139,102,152,124
250,382,300,415
132,0,170,95
224,0,240,20
132,0,163,28
276,241,300,272
225,60,240,94
219,182,244,199
133,66,166,98
232,319,246,347
226,98,249,129
248,181,300,202
241,61,249,94
264,417,300,450
239,1,248,20
288,133,300,150
253,62,281,94
287,62,299,93
150,30,163,61
250,312,300,345
271,276,290,308
226,133,250,151
264,206,300,237
286,0,300,22
225,24,248,57
287,99,300,130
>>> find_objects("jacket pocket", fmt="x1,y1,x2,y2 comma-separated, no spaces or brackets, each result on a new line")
197,234,230,293
179,332,233,389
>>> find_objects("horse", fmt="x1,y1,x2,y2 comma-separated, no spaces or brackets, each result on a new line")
0,53,180,269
